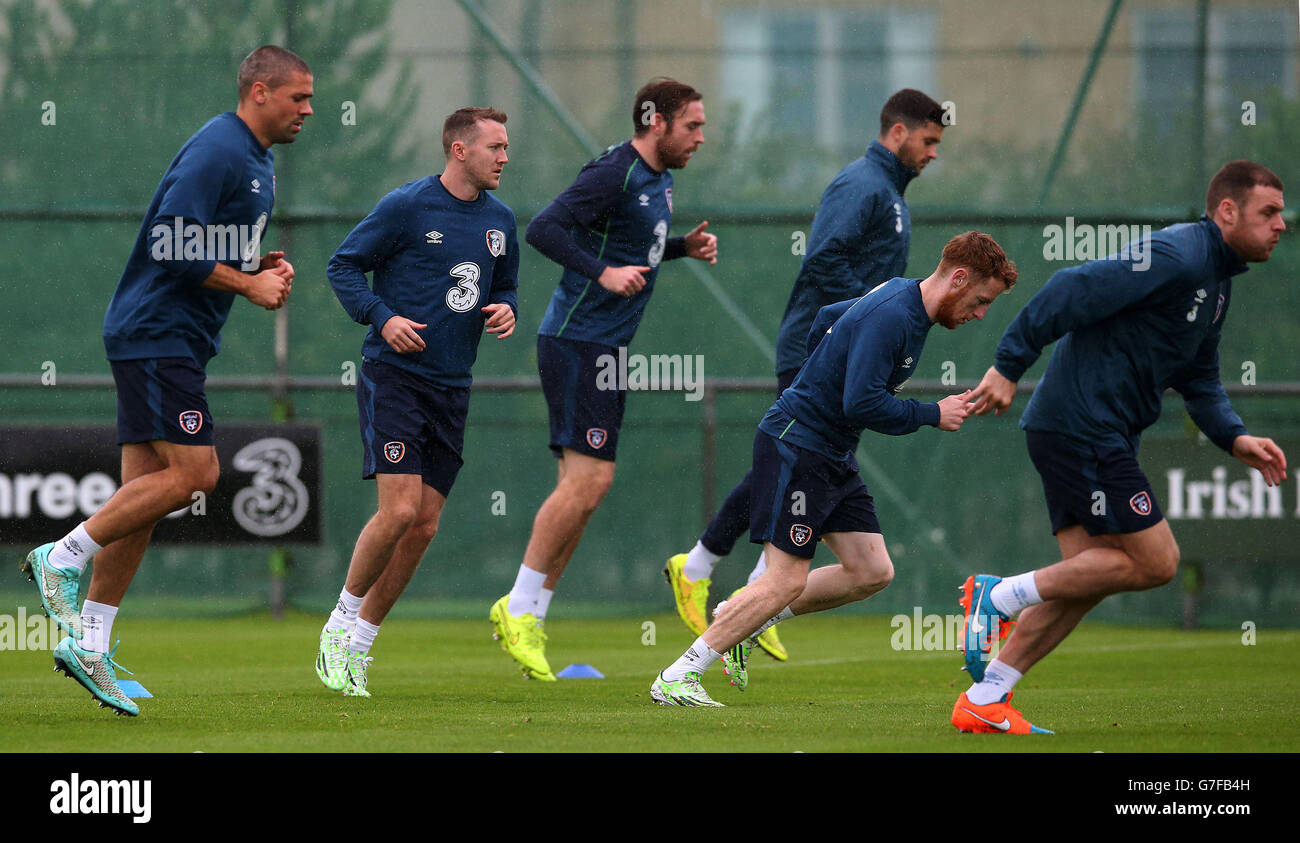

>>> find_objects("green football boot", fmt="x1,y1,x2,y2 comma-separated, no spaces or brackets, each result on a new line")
343,651,373,698
489,595,555,681
21,542,83,639
650,671,725,707
52,636,139,717
316,627,350,692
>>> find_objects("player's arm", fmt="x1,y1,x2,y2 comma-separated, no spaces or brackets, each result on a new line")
841,320,956,434
525,163,648,297
483,222,520,340
1170,327,1287,485
799,182,879,297
148,142,291,309
326,192,425,351
201,261,292,311
974,240,1191,414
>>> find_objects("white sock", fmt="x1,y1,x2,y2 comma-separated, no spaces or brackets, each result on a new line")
508,565,547,616
754,605,794,636
350,618,379,653
966,659,1023,705
535,588,555,620
746,551,767,586
683,541,720,581
662,636,722,682
80,599,117,654
990,572,1042,617
48,523,103,572
326,588,363,633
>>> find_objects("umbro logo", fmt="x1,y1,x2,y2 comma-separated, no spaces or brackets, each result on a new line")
902,356,913,368
251,178,261,193
638,193,650,206
426,230,443,244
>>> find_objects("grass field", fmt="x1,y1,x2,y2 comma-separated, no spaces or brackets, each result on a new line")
1,611,1297,753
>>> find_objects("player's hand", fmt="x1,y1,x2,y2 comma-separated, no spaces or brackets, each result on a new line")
970,365,1017,415
259,251,286,271
245,263,293,310
1232,435,1288,486
598,265,649,297
685,220,718,265
381,315,428,353
937,389,973,431
482,303,515,339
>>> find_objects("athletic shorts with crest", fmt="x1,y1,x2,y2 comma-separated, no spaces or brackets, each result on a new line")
748,429,881,559
356,358,469,497
1026,429,1163,536
537,334,625,462
110,357,214,446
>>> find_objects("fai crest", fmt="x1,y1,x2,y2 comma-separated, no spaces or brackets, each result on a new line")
486,229,506,257
665,187,673,213
790,524,812,547
178,410,203,434
1129,491,1153,516
586,428,607,449
384,441,406,463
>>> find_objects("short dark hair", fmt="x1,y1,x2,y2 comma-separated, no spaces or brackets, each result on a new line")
879,88,945,136
633,78,702,136
1206,160,1283,214
442,107,508,156
938,231,1018,288
237,45,311,100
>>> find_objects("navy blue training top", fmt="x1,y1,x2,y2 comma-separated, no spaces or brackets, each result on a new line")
761,277,941,463
996,216,1249,454
530,141,687,347
103,112,275,366
327,175,519,389
774,141,916,375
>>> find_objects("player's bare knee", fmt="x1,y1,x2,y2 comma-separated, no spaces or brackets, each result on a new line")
776,574,807,605
172,461,218,501
411,517,438,545
848,557,893,598
1146,545,1180,588
197,461,220,496
377,500,420,532
1129,541,1179,589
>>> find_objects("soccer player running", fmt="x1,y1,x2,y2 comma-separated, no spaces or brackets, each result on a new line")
316,108,518,697
956,161,1287,735
651,232,1018,706
490,78,718,680
20,46,311,716
665,89,946,663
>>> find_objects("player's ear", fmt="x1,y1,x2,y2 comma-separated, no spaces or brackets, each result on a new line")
1216,197,1238,226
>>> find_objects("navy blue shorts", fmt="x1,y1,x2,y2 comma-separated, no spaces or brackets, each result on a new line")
537,334,625,461
110,357,214,446
749,430,881,559
1026,430,1163,536
357,359,469,497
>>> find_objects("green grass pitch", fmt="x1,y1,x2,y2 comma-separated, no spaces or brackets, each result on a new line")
1,612,1296,752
